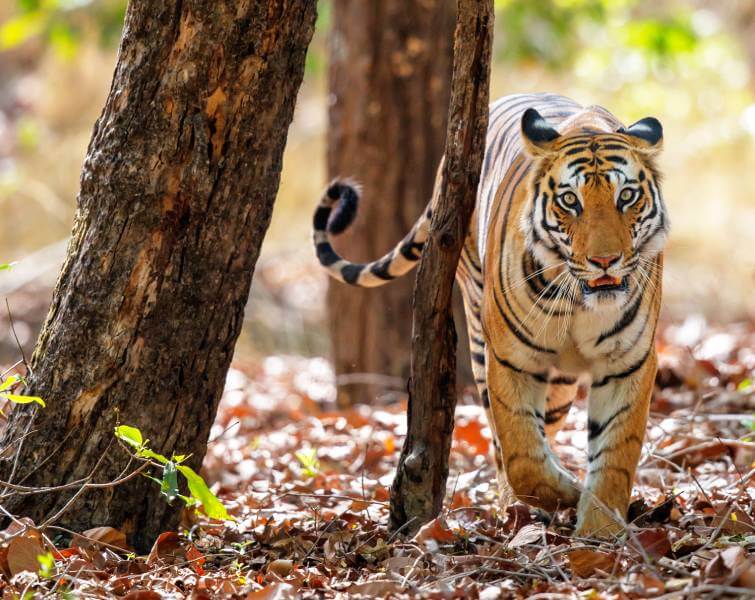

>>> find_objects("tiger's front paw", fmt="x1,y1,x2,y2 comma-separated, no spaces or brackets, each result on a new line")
507,461,581,512
575,496,626,539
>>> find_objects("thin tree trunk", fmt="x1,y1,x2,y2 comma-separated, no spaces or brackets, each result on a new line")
326,0,455,407
0,0,317,552
390,0,493,533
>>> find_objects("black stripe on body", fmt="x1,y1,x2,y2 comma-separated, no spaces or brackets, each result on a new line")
587,403,631,440
491,348,548,383
595,289,643,345
588,433,641,463
591,346,651,387
545,402,572,424
549,374,576,385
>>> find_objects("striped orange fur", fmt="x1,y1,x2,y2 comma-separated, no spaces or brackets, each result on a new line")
312,93,667,537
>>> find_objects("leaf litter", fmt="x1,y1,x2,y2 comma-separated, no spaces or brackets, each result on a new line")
0,317,753,598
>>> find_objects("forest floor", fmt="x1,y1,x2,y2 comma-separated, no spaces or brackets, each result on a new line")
0,318,753,599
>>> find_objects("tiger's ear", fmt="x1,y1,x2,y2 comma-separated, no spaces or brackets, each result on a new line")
622,117,663,154
521,108,560,157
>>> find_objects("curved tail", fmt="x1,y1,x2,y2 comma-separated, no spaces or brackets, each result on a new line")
312,179,431,287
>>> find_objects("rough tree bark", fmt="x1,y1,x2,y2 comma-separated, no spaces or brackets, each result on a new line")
390,0,493,533
0,0,317,551
326,1,455,406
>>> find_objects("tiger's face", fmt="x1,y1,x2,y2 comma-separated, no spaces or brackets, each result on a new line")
520,108,668,310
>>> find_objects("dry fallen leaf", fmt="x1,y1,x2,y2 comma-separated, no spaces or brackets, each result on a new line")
146,531,182,565
267,558,294,578
75,526,130,550
568,548,617,578
508,523,544,548
6,535,45,576
246,582,298,600
411,517,456,545
632,528,672,559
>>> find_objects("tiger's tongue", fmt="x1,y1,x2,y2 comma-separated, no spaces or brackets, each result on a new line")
588,275,621,288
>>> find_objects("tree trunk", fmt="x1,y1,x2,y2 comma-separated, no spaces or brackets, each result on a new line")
0,0,317,552
326,0,455,407
390,0,493,533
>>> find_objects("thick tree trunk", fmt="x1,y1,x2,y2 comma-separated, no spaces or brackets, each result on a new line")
326,0,455,407
0,0,316,551
390,0,493,533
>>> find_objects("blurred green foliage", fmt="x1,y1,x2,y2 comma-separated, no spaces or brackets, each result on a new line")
1,0,124,58
494,0,699,67
2,0,700,69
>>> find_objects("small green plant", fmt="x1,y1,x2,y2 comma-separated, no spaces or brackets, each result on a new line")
0,261,46,410
0,375,46,409
295,447,320,478
114,425,232,521
37,552,55,578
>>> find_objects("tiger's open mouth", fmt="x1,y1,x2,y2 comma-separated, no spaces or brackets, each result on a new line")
581,275,628,295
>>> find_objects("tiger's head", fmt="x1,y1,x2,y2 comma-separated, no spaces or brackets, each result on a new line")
520,107,668,310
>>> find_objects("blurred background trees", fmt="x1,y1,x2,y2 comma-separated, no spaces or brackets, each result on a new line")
325,0,453,407
1,0,754,398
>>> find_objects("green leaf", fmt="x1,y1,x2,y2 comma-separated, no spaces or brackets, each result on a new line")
0,262,17,271
161,461,180,503
114,425,143,449
176,464,233,521
37,552,55,578
1,393,45,408
0,13,44,51
295,448,320,478
0,375,19,392
138,447,169,465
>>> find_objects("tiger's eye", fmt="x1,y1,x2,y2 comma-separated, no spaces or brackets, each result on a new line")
620,188,635,202
561,191,577,205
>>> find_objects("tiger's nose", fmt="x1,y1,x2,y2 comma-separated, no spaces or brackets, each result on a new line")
587,254,621,269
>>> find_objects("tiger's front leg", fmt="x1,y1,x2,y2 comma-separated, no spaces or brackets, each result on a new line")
576,352,656,537
487,357,581,511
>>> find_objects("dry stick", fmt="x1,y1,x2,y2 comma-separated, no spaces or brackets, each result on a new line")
5,298,27,369
661,438,755,462
389,0,493,535
270,491,388,507
12,427,77,487
724,466,755,490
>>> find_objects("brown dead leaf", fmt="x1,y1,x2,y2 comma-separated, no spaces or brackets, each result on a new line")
146,531,182,565
246,582,298,600
710,506,755,536
0,517,37,542
508,523,544,548
632,528,672,559
267,559,294,578
75,526,130,550
503,503,533,533
626,571,665,596
411,517,456,545
186,543,206,575
6,535,45,576
346,579,404,596
568,548,617,577
123,591,162,600
705,545,754,586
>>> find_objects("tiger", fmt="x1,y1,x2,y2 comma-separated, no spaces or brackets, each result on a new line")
312,93,667,537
